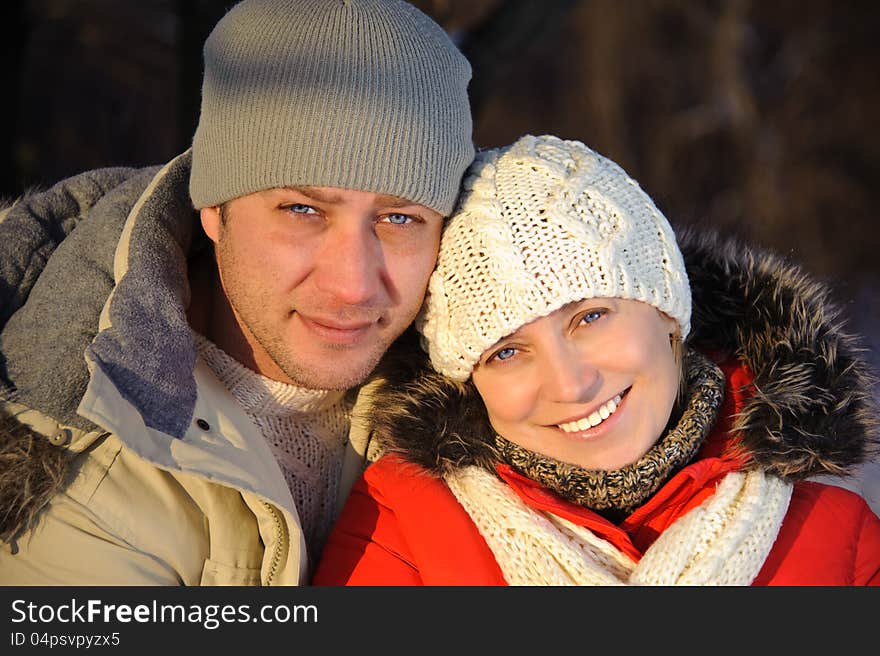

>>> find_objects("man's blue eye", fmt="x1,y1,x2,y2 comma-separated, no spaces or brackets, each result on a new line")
384,213,412,225
287,204,317,214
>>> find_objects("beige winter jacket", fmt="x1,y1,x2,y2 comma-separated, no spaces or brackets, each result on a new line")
0,152,373,585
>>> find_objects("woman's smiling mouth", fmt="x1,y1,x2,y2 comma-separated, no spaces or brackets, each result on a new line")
556,389,630,433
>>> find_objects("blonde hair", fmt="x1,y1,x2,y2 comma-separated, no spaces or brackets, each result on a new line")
671,331,688,415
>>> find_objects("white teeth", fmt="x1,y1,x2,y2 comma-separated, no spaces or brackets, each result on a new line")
558,394,623,433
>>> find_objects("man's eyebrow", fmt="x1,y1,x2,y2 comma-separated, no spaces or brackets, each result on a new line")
283,186,420,208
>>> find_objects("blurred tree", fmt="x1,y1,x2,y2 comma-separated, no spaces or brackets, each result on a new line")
176,0,234,151
0,2,28,200
12,0,181,192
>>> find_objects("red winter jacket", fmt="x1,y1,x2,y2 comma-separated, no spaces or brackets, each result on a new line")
313,232,880,586
314,409,880,586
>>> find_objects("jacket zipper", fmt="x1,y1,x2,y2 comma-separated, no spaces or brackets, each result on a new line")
263,501,286,586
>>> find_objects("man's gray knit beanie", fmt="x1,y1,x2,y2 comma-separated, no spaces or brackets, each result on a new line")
189,0,474,215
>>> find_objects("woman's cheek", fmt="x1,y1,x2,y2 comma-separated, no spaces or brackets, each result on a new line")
479,371,536,425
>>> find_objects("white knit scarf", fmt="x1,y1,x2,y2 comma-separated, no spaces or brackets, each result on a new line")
445,466,793,585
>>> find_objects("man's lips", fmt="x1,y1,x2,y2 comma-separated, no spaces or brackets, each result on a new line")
295,313,379,344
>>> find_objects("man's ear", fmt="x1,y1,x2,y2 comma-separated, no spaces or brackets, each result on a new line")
200,206,222,243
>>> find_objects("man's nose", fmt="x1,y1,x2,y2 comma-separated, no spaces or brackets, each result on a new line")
315,225,384,305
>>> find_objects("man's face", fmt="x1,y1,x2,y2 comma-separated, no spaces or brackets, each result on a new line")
200,186,444,390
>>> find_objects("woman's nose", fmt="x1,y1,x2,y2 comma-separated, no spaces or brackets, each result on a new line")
541,349,599,404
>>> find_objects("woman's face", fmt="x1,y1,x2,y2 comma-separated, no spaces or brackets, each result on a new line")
471,298,679,471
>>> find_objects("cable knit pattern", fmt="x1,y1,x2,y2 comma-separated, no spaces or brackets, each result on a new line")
194,333,351,560
419,134,692,381
445,466,792,585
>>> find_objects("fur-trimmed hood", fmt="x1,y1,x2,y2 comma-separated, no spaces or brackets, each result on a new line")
366,228,880,481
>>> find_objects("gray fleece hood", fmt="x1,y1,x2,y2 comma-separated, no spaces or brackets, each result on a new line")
1,151,203,438
0,151,219,541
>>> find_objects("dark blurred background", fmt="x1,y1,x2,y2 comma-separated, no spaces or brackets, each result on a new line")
1,0,878,505
2,0,878,356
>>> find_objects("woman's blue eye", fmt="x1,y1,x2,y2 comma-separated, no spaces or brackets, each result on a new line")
581,310,604,324
495,347,516,361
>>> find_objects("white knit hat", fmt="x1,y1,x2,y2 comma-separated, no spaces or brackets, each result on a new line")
418,134,691,381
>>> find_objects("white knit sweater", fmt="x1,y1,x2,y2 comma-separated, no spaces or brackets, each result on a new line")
445,466,793,585
195,334,350,560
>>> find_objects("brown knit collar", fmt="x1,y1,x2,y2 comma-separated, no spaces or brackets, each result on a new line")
494,349,726,518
